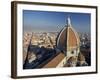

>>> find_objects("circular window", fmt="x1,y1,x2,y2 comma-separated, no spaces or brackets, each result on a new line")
71,51,74,54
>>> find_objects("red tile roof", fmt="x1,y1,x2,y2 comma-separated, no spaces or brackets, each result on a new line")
43,53,65,68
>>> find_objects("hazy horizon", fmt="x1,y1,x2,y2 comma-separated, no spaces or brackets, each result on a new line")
23,10,91,33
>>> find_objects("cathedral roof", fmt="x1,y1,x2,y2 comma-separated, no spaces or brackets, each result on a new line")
43,53,65,68
56,17,80,51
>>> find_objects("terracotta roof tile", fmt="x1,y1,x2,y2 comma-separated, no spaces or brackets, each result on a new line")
43,53,65,68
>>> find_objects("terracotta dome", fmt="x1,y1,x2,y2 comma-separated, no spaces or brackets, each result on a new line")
56,17,80,52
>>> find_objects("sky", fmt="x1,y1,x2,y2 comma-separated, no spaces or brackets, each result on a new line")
23,10,91,33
